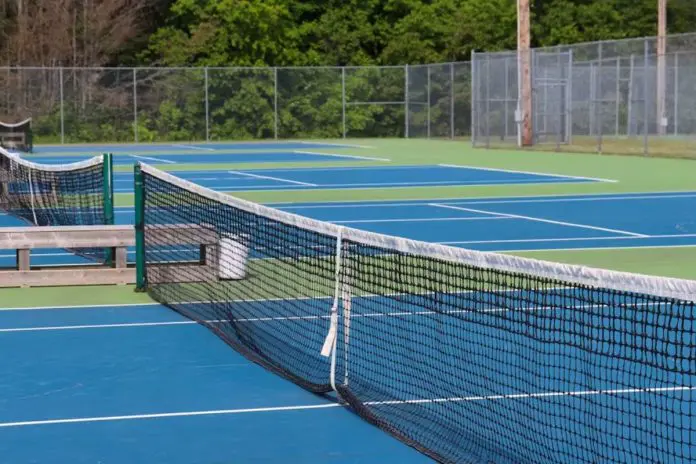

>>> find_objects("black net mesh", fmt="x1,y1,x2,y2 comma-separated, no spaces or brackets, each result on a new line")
0,148,109,262
139,164,696,464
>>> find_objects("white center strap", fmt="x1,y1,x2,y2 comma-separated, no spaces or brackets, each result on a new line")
320,228,344,392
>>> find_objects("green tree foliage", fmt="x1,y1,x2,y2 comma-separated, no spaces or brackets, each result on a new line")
13,0,696,143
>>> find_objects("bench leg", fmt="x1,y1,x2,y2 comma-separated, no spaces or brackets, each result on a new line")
16,249,30,271
115,247,128,269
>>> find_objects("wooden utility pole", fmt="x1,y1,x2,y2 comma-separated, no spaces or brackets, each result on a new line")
518,0,533,146
657,0,667,135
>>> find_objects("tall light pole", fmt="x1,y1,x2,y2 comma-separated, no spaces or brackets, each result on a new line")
518,0,532,146
657,0,667,135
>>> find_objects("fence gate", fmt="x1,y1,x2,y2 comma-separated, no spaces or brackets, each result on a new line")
532,51,573,146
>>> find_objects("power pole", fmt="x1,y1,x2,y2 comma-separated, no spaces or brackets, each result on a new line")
518,0,533,146
657,0,667,135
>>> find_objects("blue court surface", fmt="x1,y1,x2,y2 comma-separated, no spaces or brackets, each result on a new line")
25,150,387,166
111,165,606,192
2,191,695,268
0,293,692,462
0,303,433,463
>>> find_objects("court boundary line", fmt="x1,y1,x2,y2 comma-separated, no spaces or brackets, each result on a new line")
227,170,317,187
438,164,618,183
293,150,390,162
504,243,696,253
0,286,576,312
299,141,375,149
333,216,509,225
0,385,690,428
429,203,649,238
112,178,595,194
261,190,696,207
170,144,216,151
129,154,177,164
0,300,660,333
441,233,696,246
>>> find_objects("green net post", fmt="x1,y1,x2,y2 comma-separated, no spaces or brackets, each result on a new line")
102,153,115,266
134,163,146,292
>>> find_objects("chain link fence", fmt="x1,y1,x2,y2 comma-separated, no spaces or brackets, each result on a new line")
473,32,696,157
0,63,472,144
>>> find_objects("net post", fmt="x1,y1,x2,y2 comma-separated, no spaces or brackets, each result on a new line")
102,153,115,266
134,163,146,292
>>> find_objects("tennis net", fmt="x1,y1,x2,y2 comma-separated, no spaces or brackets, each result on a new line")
0,147,114,263
135,162,696,464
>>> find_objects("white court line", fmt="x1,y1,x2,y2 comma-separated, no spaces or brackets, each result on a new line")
112,178,589,194
503,244,696,253
129,154,177,164
368,386,696,406
0,386,690,428
332,217,509,225
0,302,160,312
442,233,696,246
299,141,375,149
429,203,649,238
0,403,342,428
0,286,574,312
171,144,216,151
266,191,696,208
108,191,696,211
293,150,390,162
0,301,661,333
438,164,618,183
227,170,317,187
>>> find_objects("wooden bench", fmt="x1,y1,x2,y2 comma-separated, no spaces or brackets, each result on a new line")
0,225,135,287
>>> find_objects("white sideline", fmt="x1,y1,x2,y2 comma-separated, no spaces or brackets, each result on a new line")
429,203,649,238
438,164,618,183
293,150,390,161
227,170,316,186
0,386,690,428
129,154,176,164
171,144,216,151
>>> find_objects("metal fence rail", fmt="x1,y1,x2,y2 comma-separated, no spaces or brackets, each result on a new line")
472,32,696,157
0,63,472,144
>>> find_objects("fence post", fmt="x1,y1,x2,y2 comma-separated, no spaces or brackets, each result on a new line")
404,65,409,138
567,49,573,145
589,63,596,138
485,54,491,148
471,51,477,146
204,67,210,142
274,67,279,140
59,67,65,144
450,62,455,140
427,65,431,139
628,54,634,136
342,67,347,139
615,57,620,137
674,52,679,136
596,42,603,154
504,57,510,139
643,39,649,155
133,68,138,143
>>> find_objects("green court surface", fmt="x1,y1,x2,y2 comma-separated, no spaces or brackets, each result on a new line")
3,138,696,307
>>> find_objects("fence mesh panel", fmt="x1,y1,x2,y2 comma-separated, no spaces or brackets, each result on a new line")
207,68,276,141
473,32,696,157
344,66,405,138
